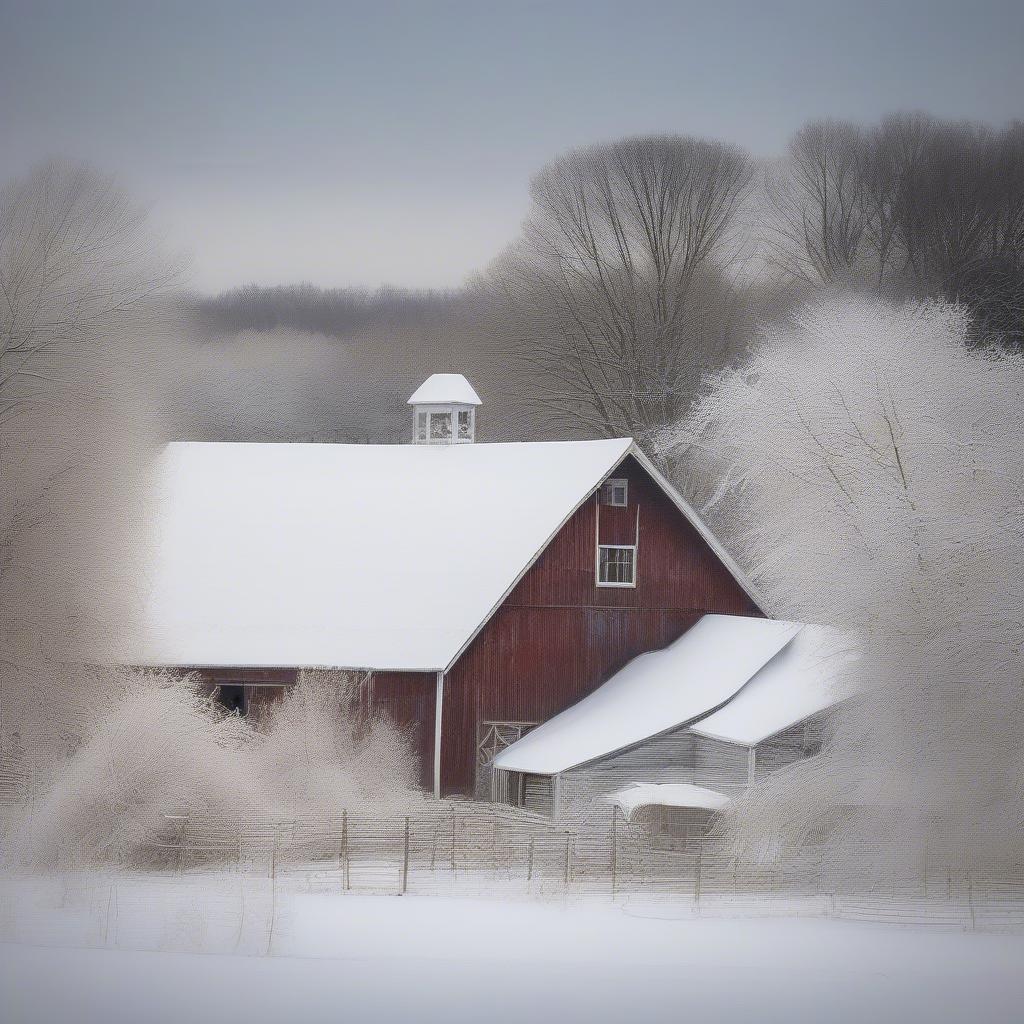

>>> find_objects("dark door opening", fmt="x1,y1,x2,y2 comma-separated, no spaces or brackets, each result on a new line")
216,684,247,716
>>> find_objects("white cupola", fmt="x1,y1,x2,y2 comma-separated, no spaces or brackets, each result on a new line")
408,373,481,444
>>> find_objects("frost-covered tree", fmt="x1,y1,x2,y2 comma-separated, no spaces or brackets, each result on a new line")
658,295,1024,877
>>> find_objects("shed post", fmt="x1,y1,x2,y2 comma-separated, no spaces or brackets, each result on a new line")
433,671,445,799
611,805,618,897
746,745,756,788
552,773,563,819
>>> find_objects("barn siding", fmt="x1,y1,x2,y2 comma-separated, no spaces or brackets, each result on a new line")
367,671,436,792
441,456,759,797
522,773,554,817
753,714,827,781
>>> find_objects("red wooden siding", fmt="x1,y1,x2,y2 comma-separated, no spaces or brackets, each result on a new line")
439,456,759,796
367,670,436,791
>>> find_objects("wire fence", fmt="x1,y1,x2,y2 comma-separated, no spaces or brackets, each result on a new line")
130,803,1024,931
4,776,1024,939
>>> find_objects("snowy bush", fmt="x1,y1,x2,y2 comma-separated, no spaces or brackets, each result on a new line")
6,667,424,870
255,669,423,816
11,671,254,869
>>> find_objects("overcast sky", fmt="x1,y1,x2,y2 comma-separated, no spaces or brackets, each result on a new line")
2,0,1022,293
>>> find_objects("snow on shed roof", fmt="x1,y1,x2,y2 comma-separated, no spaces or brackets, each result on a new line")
689,626,858,746
139,438,632,672
492,615,800,775
407,373,481,406
609,783,730,820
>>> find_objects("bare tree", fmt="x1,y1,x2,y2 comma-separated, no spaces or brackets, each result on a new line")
764,115,1024,347
0,161,183,750
764,121,870,286
485,136,755,439
0,161,182,426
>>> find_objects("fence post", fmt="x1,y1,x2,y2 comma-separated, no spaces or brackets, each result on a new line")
401,816,410,894
450,806,457,874
564,832,572,887
694,840,702,907
527,837,535,883
967,868,976,932
341,810,350,891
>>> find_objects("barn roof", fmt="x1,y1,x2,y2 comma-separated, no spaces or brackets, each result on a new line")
492,615,800,775
139,439,757,672
689,625,857,746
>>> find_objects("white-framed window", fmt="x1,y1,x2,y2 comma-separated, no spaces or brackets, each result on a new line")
597,544,636,587
600,477,628,507
412,402,475,444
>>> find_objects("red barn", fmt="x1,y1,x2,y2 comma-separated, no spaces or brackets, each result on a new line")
140,374,768,802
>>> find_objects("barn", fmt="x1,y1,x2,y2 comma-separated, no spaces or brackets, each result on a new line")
140,374,840,809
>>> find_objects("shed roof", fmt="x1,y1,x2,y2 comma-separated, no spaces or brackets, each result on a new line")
407,373,481,406
689,626,857,746
491,615,800,775
608,783,730,820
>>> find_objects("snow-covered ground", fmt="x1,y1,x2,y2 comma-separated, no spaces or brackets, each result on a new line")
3,880,1024,1024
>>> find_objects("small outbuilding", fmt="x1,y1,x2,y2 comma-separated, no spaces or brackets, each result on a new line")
492,622,851,819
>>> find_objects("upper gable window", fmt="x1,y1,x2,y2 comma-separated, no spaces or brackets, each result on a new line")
600,478,628,507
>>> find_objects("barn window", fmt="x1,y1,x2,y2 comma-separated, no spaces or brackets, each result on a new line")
415,411,428,441
597,544,636,587
457,408,474,440
600,478,628,506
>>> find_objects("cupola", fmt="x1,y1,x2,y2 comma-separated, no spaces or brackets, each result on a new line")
408,373,481,444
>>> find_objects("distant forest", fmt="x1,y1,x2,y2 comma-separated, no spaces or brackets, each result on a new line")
183,113,1023,449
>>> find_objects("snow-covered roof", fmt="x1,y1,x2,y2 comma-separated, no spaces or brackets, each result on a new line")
689,626,857,746
609,783,730,820
407,373,481,406
140,439,632,671
492,615,800,775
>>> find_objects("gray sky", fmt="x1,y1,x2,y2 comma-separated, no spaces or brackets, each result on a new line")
2,0,1022,293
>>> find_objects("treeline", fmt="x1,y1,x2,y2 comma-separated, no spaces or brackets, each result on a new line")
766,114,1024,345
197,282,457,338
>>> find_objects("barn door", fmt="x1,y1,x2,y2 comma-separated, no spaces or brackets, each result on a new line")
476,721,536,803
